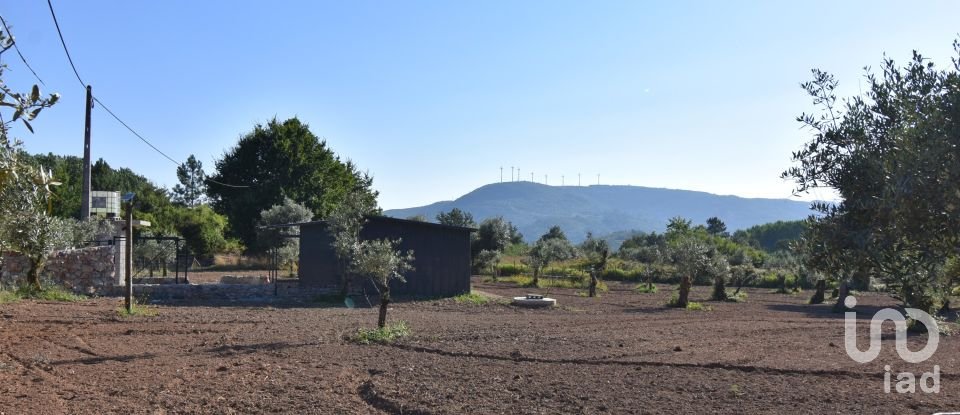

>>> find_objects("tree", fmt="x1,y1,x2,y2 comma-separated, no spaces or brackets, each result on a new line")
528,236,575,286
351,238,414,328
405,214,428,222
172,154,207,207
208,117,378,250
134,229,179,277
474,217,512,255
327,189,379,297
538,225,567,242
1,166,65,290
0,25,62,289
665,216,692,236
580,234,609,297
436,208,476,228
474,249,501,280
782,42,960,313
705,217,728,237
172,205,229,259
258,198,314,276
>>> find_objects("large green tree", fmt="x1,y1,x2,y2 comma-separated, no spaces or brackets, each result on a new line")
172,154,206,207
208,117,377,250
783,41,960,313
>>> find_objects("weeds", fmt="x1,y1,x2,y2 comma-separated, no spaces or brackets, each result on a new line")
350,321,411,345
117,297,158,317
666,293,711,311
725,291,748,303
453,292,492,305
0,286,86,303
634,284,658,294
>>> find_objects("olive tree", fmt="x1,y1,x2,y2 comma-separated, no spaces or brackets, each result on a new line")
0,25,61,289
528,237,575,286
351,238,414,328
258,198,313,276
783,42,960,313
327,189,378,296
580,234,609,297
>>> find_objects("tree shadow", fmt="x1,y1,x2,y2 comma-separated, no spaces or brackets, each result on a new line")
51,352,157,366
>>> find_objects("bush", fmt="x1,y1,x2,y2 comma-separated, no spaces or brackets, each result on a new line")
351,321,411,345
634,283,658,294
726,291,748,303
602,268,637,281
454,292,493,305
497,263,528,277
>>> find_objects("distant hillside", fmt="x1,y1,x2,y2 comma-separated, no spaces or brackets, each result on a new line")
385,182,814,243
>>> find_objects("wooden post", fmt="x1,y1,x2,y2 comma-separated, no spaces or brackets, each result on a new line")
125,201,133,313
80,85,92,220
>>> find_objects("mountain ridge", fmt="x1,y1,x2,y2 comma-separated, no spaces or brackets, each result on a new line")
384,182,814,243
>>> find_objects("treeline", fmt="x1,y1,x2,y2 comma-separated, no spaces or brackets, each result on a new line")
23,117,377,261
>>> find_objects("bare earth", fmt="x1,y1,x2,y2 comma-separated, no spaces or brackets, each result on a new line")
1,277,958,414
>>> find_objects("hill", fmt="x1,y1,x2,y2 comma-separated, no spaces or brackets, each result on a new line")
385,182,814,243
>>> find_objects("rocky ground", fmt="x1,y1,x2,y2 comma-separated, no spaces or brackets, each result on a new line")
0,277,957,414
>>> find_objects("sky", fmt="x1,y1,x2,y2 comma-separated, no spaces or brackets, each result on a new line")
2,1,959,210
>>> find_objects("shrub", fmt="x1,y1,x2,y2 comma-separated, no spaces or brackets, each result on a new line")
634,283,658,294
351,321,411,345
686,302,711,311
726,291,748,303
453,292,492,305
497,263,528,277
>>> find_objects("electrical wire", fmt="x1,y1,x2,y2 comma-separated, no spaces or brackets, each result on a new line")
44,0,251,188
45,0,84,88
0,15,45,86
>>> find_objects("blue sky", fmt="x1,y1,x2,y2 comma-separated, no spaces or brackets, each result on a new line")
2,1,959,209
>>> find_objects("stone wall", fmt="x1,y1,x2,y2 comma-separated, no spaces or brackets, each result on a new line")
0,246,117,294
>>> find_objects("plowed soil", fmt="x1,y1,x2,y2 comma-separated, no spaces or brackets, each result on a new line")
1,278,958,414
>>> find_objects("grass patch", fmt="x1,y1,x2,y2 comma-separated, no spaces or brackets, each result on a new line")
0,290,20,304
686,302,711,311
2,286,87,303
453,292,492,305
725,291,748,303
117,301,159,317
634,284,658,294
350,321,411,345
666,293,712,311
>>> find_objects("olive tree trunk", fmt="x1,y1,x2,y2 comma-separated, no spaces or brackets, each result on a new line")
810,279,826,304
677,275,691,308
377,289,391,328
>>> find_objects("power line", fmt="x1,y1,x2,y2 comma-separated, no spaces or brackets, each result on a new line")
44,0,251,189
46,0,85,88
0,15,46,86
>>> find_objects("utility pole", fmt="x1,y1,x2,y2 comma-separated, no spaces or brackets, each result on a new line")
517,168,520,182
510,166,514,182
578,173,581,186
80,85,93,220
124,196,134,314
545,174,547,185
531,172,534,182
500,166,503,183
597,174,600,185
562,175,565,186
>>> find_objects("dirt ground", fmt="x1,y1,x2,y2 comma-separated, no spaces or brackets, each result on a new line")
1,277,958,414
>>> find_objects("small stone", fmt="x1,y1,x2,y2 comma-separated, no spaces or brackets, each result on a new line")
673,346,682,352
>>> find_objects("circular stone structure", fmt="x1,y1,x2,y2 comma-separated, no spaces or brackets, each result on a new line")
511,294,557,308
